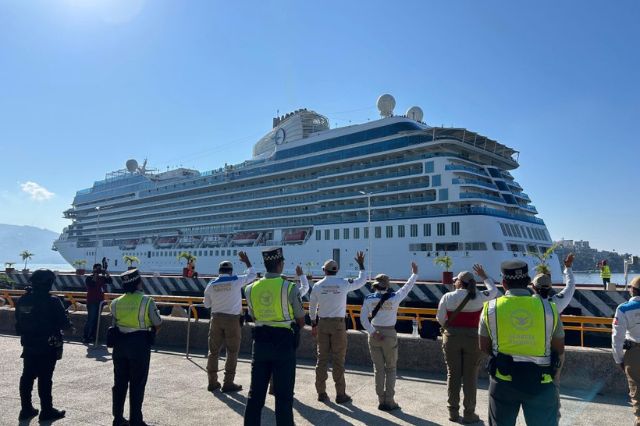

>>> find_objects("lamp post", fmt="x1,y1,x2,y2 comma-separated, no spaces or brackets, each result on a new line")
94,206,101,265
359,191,372,279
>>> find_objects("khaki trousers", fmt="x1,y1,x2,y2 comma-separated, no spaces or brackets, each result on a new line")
442,328,481,415
315,317,348,395
624,345,640,423
206,314,241,386
368,327,398,405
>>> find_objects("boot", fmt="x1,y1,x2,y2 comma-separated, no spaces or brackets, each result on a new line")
449,408,460,422
18,406,39,421
39,408,66,421
221,383,243,393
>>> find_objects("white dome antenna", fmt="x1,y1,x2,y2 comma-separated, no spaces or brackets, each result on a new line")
126,159,139,173
377,94,396,118
406,106,424,122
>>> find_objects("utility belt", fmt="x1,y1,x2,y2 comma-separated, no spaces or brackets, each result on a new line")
252,323,300,349
624,340,640,350
487,352,559,391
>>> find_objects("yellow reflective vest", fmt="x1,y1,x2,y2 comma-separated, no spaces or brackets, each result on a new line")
600,265,611,279
483,294,559,383
111,292,153,330
245,277,295,329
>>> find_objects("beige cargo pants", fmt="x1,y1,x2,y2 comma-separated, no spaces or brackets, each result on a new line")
315,317,348,395
206,313,242,386
367,327,398,405
442,328,481,417
624,345,640,425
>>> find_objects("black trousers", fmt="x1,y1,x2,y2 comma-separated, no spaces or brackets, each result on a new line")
244,327,296,426
602,277,611,290
19,355,57,411
488,377,558,426
112,331,151,426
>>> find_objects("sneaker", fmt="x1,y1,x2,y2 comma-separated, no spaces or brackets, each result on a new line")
317,392,329,402
335,394,352,404
462,413,481,424
39,408,66,421
18,407,39,421
449,410,460,422
207,382,221,392
221,383,243,393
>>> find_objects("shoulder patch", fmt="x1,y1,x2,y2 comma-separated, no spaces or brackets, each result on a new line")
482,290,490,297
347,278,354,284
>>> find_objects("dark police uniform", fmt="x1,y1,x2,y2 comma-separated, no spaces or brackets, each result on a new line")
111,269,162,426
243,248,305,426
15,269,71,422
479,260,564,426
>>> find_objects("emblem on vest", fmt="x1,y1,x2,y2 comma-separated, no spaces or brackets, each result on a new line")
510,309,533,331
260,292,274,306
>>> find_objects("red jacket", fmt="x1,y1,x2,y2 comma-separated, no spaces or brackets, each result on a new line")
85,275,112,304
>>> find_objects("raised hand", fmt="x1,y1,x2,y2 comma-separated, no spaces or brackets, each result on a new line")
411,262,418,274
295,265,303,276
473,264,488,280
238,251,251,267
355,251,365,268
564,253,575,268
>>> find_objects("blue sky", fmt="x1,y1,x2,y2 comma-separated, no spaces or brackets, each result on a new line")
0,0,638,255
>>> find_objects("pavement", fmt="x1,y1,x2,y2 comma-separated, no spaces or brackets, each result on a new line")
0,334,634,426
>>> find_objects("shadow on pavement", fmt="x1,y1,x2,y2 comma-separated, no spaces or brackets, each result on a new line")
294,400,353,426
85,345,111,362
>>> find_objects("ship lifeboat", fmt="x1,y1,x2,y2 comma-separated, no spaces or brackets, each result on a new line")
121,239,139,250
156,236,177,248
232,232,259,245
284,230,308,242
178,237,197,248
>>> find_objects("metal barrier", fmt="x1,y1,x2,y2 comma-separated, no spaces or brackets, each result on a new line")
0,290,616,348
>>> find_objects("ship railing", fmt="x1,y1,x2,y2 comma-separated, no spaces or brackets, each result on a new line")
0,289,615,348
451,178,498,190
445,164,489,176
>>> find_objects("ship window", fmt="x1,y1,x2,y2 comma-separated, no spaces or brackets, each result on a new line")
364,227,369,239
451,222,460,236
375,227,382,239
437,223,445,236
465,242,487,251
432,175,441,187
198,251,202,256
436,242,461,251
334,229,340,240
324,230,330,240
343,228,349,240
410,224,418,237
504,224,513,237
507,243,525,252
423,223,431,237
316,230,321,240
226,250,231,256
520,226,527,238
215,250,219,256
492,242,504,251
439,188,449,201
425,161,434,173
409,243,433,251
209,251,213,256
353,228,360,239
527,245,537,254
386,226,393,238
398,225,405,238
539,246,550,254
500,223,508,236
233,250,237,255
512,225,522,238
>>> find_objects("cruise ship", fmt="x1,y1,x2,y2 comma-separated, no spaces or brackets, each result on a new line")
53,95,562,281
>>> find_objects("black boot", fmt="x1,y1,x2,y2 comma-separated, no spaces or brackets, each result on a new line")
39,408,66,421
18,406,39,421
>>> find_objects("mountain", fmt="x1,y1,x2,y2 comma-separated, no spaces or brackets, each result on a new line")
0,224,66,266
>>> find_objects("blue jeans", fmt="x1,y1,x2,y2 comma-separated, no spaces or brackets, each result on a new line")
83,302,101,341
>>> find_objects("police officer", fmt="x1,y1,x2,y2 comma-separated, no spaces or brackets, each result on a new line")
204,251,257,392
243,248,306,426
479,260,564,426
360,262,418,411
111,269,162,426
612,276,640,426
15,269,70,422
309,251,366,404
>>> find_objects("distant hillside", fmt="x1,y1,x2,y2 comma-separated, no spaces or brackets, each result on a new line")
0,224,66,265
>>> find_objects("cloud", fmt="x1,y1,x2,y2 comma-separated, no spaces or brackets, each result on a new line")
20,181,55,201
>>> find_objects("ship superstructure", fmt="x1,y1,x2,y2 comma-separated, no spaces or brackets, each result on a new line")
54,95,561,281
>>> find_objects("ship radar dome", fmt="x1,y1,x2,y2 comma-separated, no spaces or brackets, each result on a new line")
377,94,395,118
126,159,139,172
406,106,424,122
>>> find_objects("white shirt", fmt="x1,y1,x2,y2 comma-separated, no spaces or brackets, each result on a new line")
309,270,367,320
436,279,498,326
297,275,310,298
546,267,575,313
360,274,418,334
203,267,256,315
612,296,640,364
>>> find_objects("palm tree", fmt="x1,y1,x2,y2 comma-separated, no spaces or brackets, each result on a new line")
123,255,140,269
528,243,559,275
434,255,453,272
20,250,34,271
177,252,196,265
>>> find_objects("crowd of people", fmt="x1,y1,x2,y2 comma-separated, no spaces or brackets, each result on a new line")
13,248,640,426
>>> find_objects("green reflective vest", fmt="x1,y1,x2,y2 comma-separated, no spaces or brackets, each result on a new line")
600,265,611,279
111,292,153,330
245,277,295,329
483,294,558,383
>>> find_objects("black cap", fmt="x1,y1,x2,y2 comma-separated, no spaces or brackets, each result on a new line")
121,268,141,286
219,260,233,270
262,247,284,263
29,269,56,290
500,260,529,280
